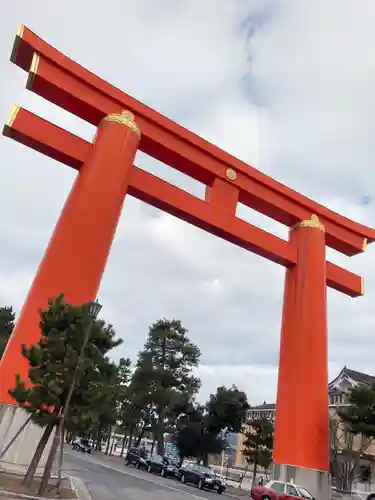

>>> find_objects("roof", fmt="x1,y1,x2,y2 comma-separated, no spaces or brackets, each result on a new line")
250,367,375,410
328,366,375,391
341,366,375,385
249,402,276,411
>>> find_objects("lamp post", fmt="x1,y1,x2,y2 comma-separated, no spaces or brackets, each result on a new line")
62,298,102,419
40,299,102,495
220,427,228,477
87,299,103,322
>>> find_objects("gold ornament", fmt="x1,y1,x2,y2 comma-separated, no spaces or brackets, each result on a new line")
294,214,325,232
102,110,141,139
226,168,237,181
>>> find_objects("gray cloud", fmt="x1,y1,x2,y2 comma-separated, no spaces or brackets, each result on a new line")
1,0,375,405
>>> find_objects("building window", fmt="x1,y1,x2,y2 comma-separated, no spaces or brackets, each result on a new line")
333,394,342,405
329,394,343,405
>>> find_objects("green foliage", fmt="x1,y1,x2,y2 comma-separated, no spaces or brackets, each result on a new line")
329,415,369,491
330,385,375,491
114,357,133,423
131,318,201,454
257,447,273,471
339,384,375,438
173,403,224,464
8,300,250,469
0,306,15,358
65,356,120,437
242,418,274,478
90,356,132,448
9,294,122,430
206,385,249,435
117,357,132,390
173,385,249,465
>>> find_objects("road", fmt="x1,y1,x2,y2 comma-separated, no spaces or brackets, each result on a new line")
63,449,239,500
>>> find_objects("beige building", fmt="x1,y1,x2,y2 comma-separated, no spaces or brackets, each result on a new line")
234,366,375,468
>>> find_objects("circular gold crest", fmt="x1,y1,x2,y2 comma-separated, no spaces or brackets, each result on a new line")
226,168,237,181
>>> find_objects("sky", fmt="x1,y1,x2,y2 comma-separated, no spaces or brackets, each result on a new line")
1,0,375,405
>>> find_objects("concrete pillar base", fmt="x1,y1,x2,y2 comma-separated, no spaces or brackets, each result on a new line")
0,403,56,476
272,462,331,500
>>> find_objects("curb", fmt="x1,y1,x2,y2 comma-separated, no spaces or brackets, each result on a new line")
0,475,92,500
0,490,48,500
69,476,92,500
224,493,250,499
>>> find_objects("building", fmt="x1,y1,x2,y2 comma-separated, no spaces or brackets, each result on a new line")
328,366,375,408
235,402,276,467
234,366,375,468
247,401,276,422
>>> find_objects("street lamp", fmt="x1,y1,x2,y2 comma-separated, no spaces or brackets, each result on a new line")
51,298,103,495
61,297,102,416
63,298,102,421
88,299,102,319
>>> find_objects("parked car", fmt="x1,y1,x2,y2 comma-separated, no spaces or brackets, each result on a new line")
146,454,179,478
72,438,92,453
179,463,226,494
251,480,314,499
124,446,150,469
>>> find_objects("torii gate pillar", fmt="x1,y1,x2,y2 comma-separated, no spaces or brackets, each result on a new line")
273,215,331,498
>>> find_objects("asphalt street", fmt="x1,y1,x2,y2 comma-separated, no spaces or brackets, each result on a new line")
63,449,237,500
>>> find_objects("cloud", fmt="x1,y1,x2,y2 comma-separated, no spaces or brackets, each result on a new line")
361,196,372,206
1,0,375,405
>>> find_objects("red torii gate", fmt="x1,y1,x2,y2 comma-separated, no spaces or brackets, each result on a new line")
1,24,374,495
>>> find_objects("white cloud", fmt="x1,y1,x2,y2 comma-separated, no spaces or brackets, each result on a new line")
1,0,375,405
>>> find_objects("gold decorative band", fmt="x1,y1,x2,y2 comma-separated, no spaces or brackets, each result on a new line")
17,24,25,38
294,214,325,232
102,110,141,139
30,53,40,74
5,104,20,128
26,53,40,91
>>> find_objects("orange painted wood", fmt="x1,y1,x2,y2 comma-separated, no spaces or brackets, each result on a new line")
3,108,363,297
273,224,329,471
205,178,239,215
11,26,375,256
129,167,293,267
3,107,90,168
325,261,363,297
0,115,139,404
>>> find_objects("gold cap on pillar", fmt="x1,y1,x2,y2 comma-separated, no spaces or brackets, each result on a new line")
293,214,325,232
102,110,141,139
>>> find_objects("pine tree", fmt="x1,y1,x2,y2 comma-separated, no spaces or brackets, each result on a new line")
173,386,249,465
132,318,201,455
0,306,15,357
329,385,375,490
9,294,122,491
242,418,274,485
92,357,132,454
206,385,249,435
173,403,224,465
